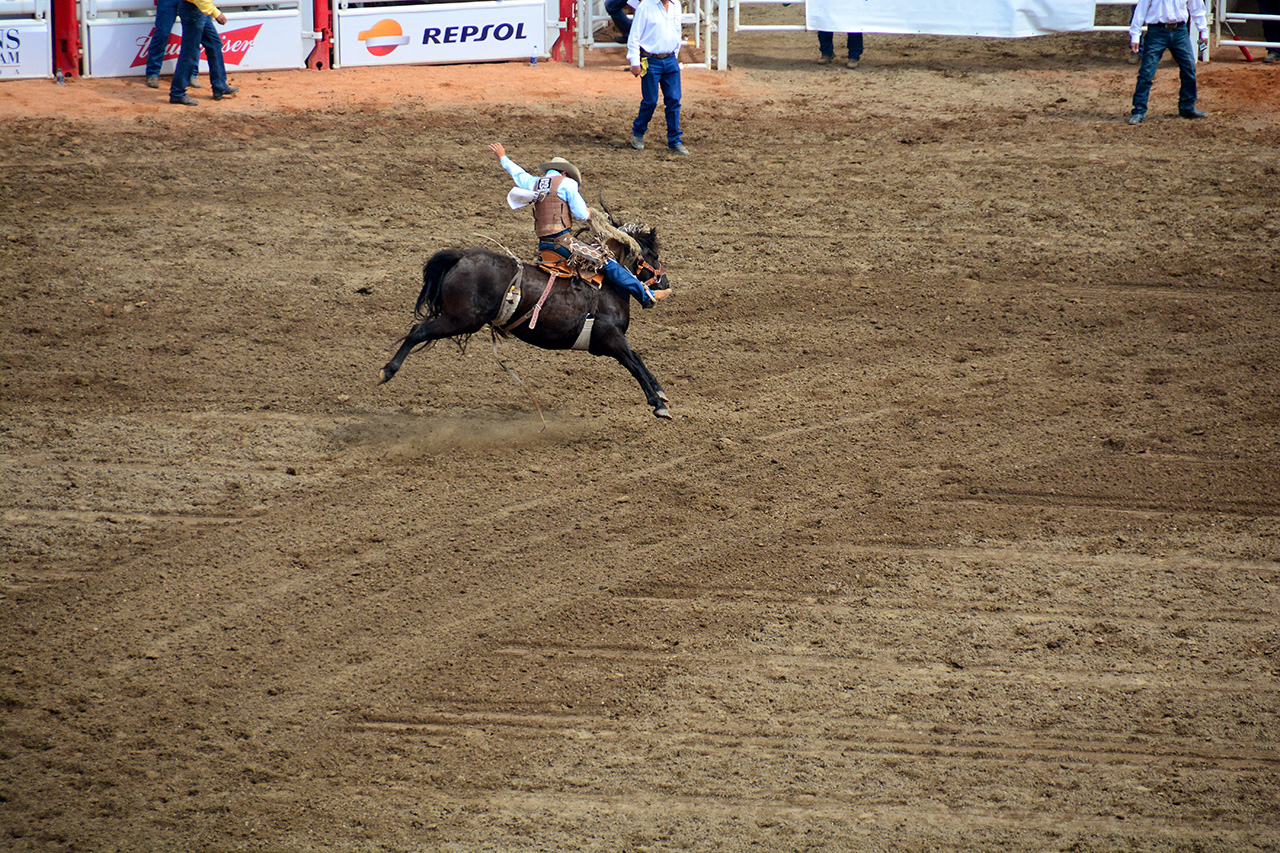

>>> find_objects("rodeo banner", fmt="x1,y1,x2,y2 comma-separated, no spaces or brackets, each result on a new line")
806,0,1096,38
333,0,545,68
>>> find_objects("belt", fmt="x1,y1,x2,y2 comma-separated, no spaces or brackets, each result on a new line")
1156,20,1186,29
641,50,674,59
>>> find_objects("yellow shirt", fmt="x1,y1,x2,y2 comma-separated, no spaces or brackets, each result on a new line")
189,0,223,19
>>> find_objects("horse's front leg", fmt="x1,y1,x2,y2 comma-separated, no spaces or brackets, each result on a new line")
600,337,670,419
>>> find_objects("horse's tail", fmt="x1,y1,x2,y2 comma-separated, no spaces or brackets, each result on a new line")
416,249,468,321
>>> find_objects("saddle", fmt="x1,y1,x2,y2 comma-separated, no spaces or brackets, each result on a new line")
536,248,606,286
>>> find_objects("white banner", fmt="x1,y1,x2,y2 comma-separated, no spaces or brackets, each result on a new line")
806,0,1096,38
84,13,307,77
0,21,53,78
334,0,545,68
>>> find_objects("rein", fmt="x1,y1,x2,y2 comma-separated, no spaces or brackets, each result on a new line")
635,257,664,289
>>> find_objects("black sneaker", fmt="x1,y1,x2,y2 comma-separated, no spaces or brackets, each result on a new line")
213,86,239,101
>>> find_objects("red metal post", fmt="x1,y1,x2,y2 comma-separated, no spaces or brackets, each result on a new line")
52,0,81,77
306,0,332,69
550,0,574,61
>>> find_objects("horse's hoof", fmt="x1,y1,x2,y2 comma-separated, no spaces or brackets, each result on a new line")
377,368,392,385
653,406,672,419
657,390,670,404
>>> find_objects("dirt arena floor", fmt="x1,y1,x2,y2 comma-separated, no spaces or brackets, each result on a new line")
2,6,1279,851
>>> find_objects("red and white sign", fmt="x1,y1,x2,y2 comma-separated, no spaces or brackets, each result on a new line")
84,12,305,77
125,23,262,68
334,0,547,68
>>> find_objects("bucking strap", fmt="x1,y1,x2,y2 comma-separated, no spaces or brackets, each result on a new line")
493,280,522,327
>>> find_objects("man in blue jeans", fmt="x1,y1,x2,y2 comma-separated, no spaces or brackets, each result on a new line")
626,0,688,156
169,0,239,105
1127,0,1209,124
143,0,198,90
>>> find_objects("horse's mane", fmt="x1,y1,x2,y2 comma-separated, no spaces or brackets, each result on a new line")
620,223,659,255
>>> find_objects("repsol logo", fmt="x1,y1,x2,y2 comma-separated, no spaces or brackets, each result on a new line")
422,22,528,44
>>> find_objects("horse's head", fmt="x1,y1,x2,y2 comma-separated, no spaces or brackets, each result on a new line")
619,224,667,293
596,197,668,294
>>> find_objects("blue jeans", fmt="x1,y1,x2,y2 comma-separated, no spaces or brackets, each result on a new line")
605,0,632,38
540,240,653,306
1131,22,1197,116
171,0,228,100
632,53,681,148
145,0,196,81
1261,0,1280,46
818,31,862,60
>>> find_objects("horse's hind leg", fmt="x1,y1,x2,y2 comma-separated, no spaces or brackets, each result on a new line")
378,317,472,385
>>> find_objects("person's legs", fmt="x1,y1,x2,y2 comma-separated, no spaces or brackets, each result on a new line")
817,31,834,57
200,16,230,95
631,60,660,139
1131,25,1169,117
169,1,203,102
1165,24,1198,114
540,243,654,308
605,0,632,38
846,32,863,61
1259,0,1280,58
145,0,179,78
656,55,682,148
602,259,655,307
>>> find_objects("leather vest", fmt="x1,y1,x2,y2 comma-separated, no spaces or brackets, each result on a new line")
533,175,572,238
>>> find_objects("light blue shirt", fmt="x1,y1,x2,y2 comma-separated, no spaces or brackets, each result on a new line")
499,156,591,222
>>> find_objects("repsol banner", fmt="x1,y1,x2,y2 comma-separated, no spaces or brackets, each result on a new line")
0,21,53,78
806,0,1095,38
334,0,546,67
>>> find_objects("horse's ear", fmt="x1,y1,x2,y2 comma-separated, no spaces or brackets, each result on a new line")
599,192,625,229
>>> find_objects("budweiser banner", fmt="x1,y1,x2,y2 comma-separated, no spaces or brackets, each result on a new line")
806,0,1095,38
84,12,306,77
334,0,546,68
0,20,53,78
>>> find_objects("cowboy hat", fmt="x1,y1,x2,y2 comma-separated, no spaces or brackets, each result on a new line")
538,157,583,184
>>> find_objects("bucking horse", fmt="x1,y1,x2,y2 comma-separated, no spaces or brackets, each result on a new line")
378,212,673,419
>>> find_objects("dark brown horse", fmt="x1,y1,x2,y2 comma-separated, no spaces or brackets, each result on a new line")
378,224,672,418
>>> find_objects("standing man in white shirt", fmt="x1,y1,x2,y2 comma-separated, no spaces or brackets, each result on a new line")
627,0,689,156
1127,0,1209,124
